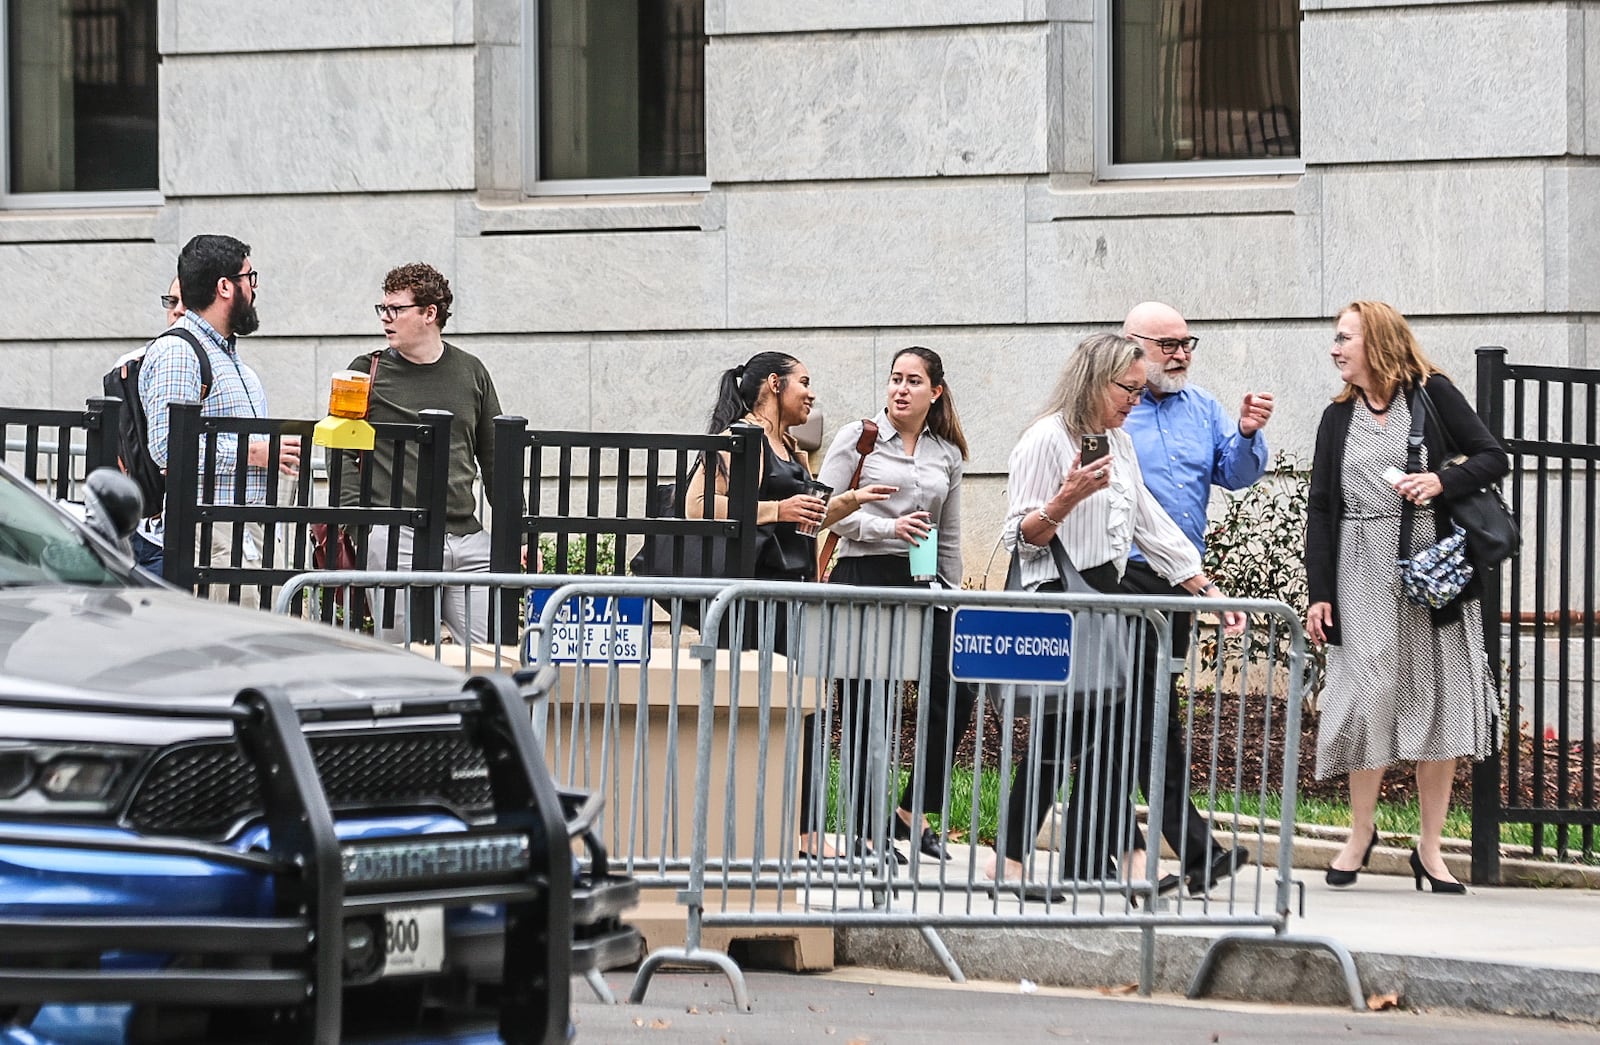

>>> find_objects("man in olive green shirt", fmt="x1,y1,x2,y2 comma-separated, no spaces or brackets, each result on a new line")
348,262,502,643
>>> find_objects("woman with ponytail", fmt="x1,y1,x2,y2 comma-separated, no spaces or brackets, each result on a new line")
815,346,975,864
686,351,892,583
688,352,895,862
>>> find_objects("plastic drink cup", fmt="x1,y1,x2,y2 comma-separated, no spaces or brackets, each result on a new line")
796,480,832,537
908,525,939,582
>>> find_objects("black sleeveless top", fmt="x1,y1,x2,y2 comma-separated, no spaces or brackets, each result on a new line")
755,435,815,580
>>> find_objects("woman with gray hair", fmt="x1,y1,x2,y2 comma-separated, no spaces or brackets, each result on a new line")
992,332,1242,891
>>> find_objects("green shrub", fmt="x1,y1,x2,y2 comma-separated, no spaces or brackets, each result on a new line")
536,533,618,575
1199,452,1326,702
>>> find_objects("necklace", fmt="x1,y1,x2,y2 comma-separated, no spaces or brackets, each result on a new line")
1359,390,1390,415
743,411,780,434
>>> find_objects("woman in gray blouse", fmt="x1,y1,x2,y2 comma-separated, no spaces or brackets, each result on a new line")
816,346,973,864
994,332,1240,890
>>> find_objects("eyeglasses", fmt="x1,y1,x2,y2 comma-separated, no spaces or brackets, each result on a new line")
1333,332,1360,346
374,303,427,321
227,270,259,290
159,294,180,310
1128,332,1199,356
1110,378,1147,401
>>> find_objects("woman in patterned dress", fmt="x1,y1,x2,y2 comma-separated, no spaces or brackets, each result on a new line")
1305,302,1507,893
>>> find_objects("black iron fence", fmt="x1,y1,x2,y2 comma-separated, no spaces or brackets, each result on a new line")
161,401,453,630
487,418,762,638
0,397,120,500
1473,346,1599,877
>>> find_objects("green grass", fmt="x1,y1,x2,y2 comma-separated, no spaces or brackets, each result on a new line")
823,759,1575,856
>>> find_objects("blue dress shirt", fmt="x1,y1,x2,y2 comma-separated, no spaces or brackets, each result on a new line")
1124,384,1268,560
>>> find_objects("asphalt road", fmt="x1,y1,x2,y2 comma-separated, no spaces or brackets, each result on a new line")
570,968,1596,1044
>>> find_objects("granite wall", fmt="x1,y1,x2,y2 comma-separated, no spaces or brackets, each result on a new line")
3,0,1596,582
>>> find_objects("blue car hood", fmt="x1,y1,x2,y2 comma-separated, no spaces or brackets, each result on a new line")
0,587,469,741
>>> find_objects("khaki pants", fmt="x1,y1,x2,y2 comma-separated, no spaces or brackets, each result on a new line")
198,520,268,609
365,524,493,645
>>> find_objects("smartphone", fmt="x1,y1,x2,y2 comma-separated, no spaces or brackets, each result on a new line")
1081,433,1110,467
1381,466,1406,486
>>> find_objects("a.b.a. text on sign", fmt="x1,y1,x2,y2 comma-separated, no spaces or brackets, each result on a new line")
526,590,647,665
948,607,1074,685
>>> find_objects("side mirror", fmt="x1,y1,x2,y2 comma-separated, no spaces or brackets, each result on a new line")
84,468,143,546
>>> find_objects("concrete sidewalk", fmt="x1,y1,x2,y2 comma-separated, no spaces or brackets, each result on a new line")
836,838,1600,1025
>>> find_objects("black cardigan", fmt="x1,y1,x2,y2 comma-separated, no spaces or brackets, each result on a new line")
1304,373,1509,646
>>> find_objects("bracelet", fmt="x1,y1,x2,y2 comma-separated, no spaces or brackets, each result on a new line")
1198,580,1218,595
1036,506,1062,527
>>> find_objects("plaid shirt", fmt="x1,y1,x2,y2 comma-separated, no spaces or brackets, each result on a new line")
139,312,269,505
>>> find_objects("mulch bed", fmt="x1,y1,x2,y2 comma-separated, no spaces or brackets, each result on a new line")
883,687,1599,813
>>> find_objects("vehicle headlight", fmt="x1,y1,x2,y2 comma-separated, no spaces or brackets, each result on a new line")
0,742,145,816
38,756,120,800
0,751,33,798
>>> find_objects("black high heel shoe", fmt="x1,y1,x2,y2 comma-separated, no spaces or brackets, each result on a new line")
1324,830,1378,887
1409,849,1466,894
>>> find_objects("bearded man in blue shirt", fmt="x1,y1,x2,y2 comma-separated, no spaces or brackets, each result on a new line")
1122,300,1274,895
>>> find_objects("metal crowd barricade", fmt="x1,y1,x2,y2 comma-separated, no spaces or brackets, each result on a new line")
273,571,1361,1012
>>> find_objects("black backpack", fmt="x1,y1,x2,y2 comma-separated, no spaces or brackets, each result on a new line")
103,327,213,518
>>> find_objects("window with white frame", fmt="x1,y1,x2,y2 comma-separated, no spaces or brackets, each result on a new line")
529,0,706,194
1099,0,1300,178
3,0,159,204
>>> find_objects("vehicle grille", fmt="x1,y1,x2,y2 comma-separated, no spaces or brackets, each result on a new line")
125,730,494,839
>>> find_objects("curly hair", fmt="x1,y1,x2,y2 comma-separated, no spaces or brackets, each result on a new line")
382,262,453,330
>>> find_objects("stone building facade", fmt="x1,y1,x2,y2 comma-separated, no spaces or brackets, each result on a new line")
2,1,1595,581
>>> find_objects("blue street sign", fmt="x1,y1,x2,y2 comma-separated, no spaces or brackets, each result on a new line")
526,590,648,664
949,607,1074,685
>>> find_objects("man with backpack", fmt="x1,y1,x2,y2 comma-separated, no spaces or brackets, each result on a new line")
139,234,300,607
113,276,187,575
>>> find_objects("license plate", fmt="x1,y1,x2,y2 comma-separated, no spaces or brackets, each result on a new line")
382,905,445,977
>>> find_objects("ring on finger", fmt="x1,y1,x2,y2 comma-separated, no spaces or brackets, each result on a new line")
1093,468,1106,480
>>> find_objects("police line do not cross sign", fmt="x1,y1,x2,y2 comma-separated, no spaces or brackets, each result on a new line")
949,607,1075,685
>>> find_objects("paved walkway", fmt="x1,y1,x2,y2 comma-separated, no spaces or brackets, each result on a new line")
833,836,1600,1024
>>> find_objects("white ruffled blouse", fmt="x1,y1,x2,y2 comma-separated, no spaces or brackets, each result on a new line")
1003,415,1201,591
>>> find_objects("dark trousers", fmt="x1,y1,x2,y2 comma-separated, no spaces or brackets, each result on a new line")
1117,559,1221,873
798,555,978,839
999,566,1137,878
131,530,163,576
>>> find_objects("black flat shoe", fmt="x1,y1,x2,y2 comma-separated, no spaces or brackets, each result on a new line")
915,827,951,860
1186,846,1253,895
892,816,951,861
1012,879,1066,903
1324,830,1379,888
852,837,908,866
1410,849,1466,894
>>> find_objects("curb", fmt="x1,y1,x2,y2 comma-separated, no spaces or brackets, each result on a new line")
836,925,1600,1025
836,818,1600,1024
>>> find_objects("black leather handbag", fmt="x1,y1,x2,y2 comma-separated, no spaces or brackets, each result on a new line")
628,465,730,629
1414,384,1520,567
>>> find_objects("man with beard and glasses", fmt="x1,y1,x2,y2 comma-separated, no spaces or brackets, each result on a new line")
141,234,300,607
1118,299,1273,896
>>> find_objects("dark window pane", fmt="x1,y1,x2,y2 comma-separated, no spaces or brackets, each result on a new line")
7,0,159,194
1112,0,1299,165
539,0,705,181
